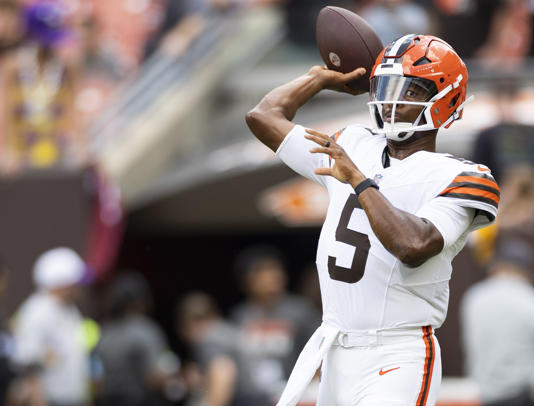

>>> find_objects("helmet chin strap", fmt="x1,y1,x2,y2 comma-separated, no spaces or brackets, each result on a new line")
383,122,415,141
383,104,426,141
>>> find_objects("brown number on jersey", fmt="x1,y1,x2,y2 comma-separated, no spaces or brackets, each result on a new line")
328,194,370,283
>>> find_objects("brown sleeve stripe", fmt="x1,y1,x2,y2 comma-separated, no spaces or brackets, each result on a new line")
440,192,498,208
440,186,499,202
443,181,500,196
440,183,499,206
441,184,499,201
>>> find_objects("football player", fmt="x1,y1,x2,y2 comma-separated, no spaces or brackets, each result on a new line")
246,34,499,406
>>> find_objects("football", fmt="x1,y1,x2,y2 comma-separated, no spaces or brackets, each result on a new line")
316,6,384,92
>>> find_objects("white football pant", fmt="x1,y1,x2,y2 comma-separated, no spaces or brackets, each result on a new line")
317,326,441,406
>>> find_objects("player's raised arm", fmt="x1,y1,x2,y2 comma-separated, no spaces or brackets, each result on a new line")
245,66,366,152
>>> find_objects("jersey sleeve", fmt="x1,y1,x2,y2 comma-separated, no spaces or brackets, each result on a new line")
418,169,500,246
437,170,500,225
276,124,331,187
417,199,475,248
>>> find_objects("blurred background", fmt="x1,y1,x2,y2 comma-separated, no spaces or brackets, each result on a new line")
1,0,534,405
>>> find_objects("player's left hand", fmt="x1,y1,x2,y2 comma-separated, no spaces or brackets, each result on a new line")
305,128,365,187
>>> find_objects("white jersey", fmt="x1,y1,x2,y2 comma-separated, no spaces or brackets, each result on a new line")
277,124,499,331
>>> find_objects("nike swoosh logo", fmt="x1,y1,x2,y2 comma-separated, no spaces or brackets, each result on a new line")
379,366,400,376
477,165,490,172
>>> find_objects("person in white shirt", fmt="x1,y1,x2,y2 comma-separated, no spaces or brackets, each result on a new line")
245,34,499,406
12,247,90,406
460,237,534,406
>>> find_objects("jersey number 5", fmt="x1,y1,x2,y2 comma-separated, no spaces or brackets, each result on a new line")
328,194,370,284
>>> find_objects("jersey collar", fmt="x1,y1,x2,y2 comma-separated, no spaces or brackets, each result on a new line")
382,146,390,168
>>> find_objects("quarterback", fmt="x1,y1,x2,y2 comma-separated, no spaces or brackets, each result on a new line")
246,34,499,406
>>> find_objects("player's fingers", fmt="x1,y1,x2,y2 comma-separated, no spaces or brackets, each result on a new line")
343,68,366,83
344,67,366,81
304,135,327,148
305,128,328,137
305,128,330,142
304,133,330,147
310,146,334,156
315,167,333,176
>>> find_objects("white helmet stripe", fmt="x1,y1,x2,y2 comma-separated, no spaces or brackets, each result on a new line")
387,34,416,57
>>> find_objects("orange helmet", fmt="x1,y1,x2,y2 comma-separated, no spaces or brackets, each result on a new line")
368,34,472,141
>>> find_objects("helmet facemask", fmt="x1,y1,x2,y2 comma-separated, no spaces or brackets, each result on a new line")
368,34,474,141
368,75,438,142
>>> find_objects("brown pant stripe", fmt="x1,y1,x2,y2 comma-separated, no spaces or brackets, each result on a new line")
416,326,435,406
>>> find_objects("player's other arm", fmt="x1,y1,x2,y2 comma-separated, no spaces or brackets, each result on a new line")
245,66,366,152
357,188,444,267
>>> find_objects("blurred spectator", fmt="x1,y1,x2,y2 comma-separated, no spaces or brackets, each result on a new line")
0,256,16,405
78,16,122,82
96,272,180,406
460,236,534,406
471,164,534,266
0,0,24,56
474,0,531,71
358,0,432,46
0,256,47,406
469,79,534,264
251,0,353,61
230,245,321,405
435,0,533,61
176,292,241,406
471,79,534,184
296,263,322,314
144,0,234,60
12,247,90,406
2,0,79,172
433,0,502,58
282,0,336,48
90,0,165,72
497,165,534,233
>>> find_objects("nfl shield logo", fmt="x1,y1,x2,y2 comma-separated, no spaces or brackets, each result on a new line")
373,174,383,184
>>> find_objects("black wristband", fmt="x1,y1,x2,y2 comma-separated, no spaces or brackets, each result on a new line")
354,178,379,197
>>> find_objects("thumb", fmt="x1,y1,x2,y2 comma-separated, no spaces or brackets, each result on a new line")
344,67,366,81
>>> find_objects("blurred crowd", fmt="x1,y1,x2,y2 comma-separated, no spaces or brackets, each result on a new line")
1,0,534,406
0,0,160,172
0,244,322,406
2,183,534,406
0,0,533,173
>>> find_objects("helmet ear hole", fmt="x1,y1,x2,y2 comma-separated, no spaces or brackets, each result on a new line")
449,93,460,108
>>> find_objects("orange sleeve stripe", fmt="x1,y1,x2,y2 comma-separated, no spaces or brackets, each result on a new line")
452,175,499,190
441,186,500,204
